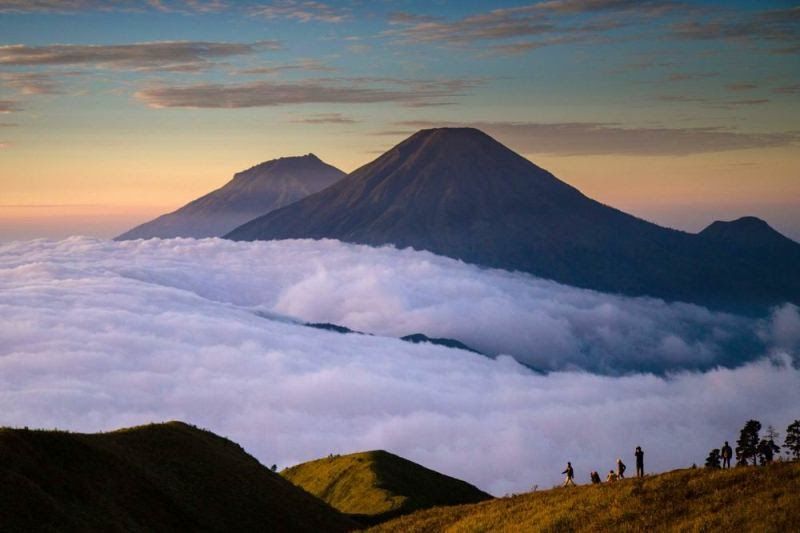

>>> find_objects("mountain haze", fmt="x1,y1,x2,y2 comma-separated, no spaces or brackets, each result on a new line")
226,128,800,311
117,154,344,240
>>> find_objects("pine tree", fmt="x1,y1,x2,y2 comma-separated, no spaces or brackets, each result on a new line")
785,420,800,460
736,419,761,466
705,448,721,469
757,438,780,465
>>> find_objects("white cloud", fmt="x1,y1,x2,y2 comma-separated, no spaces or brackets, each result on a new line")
0,236,798,495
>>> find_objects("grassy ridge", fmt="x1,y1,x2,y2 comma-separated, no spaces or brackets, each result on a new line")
282,450,491,524
369,461,800,532
0,421,356,532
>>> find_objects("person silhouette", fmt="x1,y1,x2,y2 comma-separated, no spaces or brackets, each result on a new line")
721,441,733,469
635,446,644,478
590,471,601,484
562,462,576,487
616,458,626,479
606,470,617,482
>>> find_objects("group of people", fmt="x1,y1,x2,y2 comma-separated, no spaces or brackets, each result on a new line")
562,446,645,487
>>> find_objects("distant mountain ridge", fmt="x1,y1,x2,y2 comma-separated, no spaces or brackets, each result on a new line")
226,128,800,312
117,154,345,240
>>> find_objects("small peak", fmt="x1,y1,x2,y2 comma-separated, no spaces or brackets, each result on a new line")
701,216,771,234
411,126,490,141
724,216,769,228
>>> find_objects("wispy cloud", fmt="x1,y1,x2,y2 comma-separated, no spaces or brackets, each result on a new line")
534,0,678,15
671,6,800,52
0,41,278,71
249,1,348,23
390,120,800,156
385,7,555,45
135,77,483,109
238,59,335,75
666,72,718,82
384,0,681,53
291,112,357,124
0,99,21,113
0,0,227,13
773,84,800,95
726,82,757,92
0,71,76,95
656,94,771,109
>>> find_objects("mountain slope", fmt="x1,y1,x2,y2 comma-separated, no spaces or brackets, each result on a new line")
369,461,800,532
226,128,800,311
0,421,356,532
117,154,344,239
282,450,491,524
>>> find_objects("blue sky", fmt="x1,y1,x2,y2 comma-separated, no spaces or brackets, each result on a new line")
0,0,798,240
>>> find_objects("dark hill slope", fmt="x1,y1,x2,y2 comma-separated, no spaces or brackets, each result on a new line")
282,450,491,524
117,154,344,239
369,461,800,532
0,421,356,532
226,128,800,312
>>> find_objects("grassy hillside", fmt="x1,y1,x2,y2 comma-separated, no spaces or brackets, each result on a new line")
282,450,491,524
0,421,356,532
369,461,800,532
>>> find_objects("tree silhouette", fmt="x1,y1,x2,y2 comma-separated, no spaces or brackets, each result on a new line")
785,420,800,460
705,448,721,469
757,439,780,465
736,420,761,466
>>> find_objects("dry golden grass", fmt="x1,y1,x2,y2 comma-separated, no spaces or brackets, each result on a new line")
369,461,800,532
282,450,490,525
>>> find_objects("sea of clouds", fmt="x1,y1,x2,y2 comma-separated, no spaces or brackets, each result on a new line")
1,236,799,494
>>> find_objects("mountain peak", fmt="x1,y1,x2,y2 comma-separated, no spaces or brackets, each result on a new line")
224,128,800,310
116,153,344,240
699,216,798,250
700,216,776,238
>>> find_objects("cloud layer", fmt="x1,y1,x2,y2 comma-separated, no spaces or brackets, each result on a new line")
135,78,479,108
1,237,799,495
0,41,279,71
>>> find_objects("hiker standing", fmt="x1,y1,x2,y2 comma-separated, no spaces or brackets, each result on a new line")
562,462,576,487
590,471,601,484
721,441,733,469
616,458,626,479
635,446,644,478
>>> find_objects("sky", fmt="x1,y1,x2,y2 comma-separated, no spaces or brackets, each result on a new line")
2,237,799,493
0,0,798,240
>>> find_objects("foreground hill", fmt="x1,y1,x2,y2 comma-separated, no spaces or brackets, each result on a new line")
282,450,491,524
369,461,800,532
226,128,800,312
0,421,356,532
117,154,344,239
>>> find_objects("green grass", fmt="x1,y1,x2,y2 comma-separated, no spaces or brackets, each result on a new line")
368,461,800,533
282,450,491,525
0,421,356,532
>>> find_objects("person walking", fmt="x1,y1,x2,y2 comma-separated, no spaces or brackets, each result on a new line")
562,462,576,487
635,446,644,478
616,458,626,479
721,441,733,469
